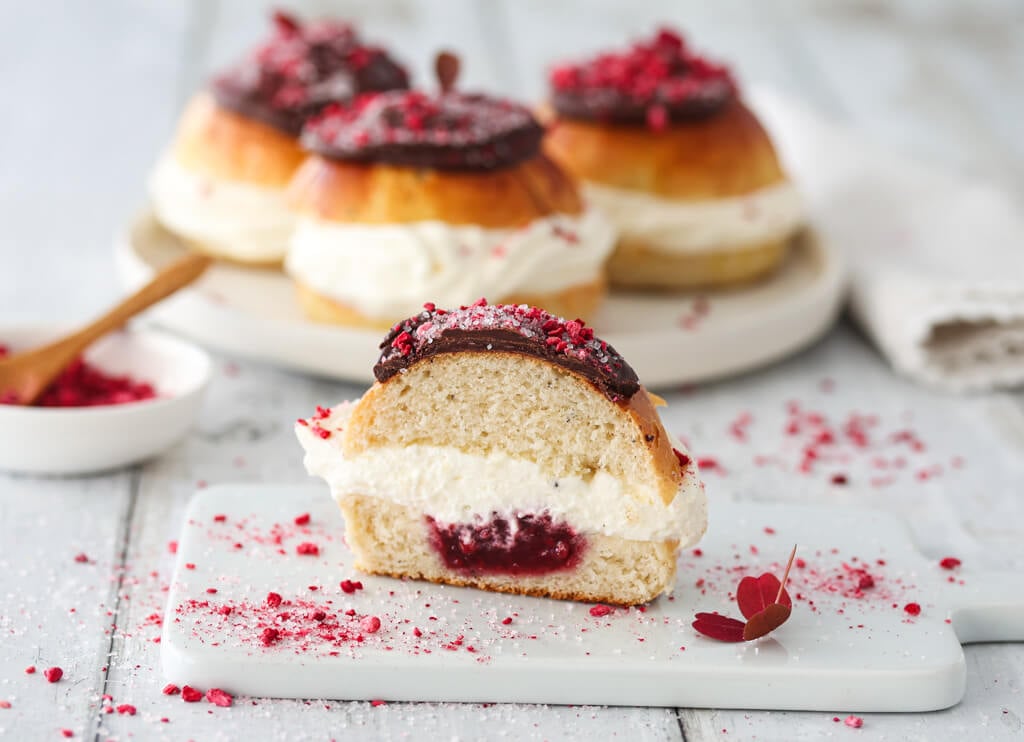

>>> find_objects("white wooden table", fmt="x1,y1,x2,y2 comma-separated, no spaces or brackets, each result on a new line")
2,1,1023,739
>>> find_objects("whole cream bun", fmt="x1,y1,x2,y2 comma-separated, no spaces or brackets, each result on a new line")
173,93,306,187
150,94,306,266
285,153,612,326
546,100,801,289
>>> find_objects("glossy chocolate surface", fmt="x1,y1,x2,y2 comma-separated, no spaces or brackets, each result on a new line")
301,90,544,171
211,12,408,136
374,300,640,402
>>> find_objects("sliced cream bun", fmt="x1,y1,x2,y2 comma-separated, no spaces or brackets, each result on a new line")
295,300,707,605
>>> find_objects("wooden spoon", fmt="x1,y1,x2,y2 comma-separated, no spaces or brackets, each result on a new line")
0,253,212,405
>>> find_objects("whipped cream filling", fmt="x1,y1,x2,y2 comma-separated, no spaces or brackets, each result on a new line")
148,153,296,262
296,403,707,545
584,180,803,253
284,208,616,321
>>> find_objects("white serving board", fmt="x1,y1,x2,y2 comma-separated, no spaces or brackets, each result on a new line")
163,485,1024,711
117,212,845,388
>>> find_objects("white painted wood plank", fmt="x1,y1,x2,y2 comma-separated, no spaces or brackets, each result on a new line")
0,473,135,740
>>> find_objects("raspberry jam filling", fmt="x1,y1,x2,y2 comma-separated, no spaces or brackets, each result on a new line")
549,27,735,127
0,346,157,407
375,300,640,402
301,90,544,171
211,11,409,137
426,512,586,576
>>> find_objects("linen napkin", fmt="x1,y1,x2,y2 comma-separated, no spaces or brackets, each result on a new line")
749,87,1024,392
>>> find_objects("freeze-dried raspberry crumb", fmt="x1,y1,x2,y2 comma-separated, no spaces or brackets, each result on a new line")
168,541,178,554
294,513,311,526
43,667,63,683
261,627,281,646
371,699,386,707
206,688,233,707
340,579,363,593
296,542,320,556
266,592,283,608
162,683,180,696
589,604,612,617
181,685,203,702
116,704,136,716
844,715,863,728
939,557,961,570
904,602,921,616
0,700,10,709
213,514,227,522
830,473,848,485
61,731,73,739
501,617,513,625
361,615,382,633
25,666,35,674
73,553,89,563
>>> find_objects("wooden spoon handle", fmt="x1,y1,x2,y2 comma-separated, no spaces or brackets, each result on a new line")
64,253,213,350
35,253,212,374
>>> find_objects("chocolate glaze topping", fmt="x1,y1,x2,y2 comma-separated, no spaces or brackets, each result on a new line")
549,27,735,128
210,11,409,137
301,90,544,171
374,300,640,402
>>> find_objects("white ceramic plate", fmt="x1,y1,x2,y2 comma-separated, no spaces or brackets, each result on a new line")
0,325,210,474
116,211,846,388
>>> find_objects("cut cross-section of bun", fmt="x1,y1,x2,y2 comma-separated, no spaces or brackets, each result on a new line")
295,300,707,605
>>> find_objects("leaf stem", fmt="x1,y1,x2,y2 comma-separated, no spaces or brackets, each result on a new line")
776,545,798,603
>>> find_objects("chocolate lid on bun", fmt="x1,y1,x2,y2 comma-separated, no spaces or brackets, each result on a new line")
211,11,409,137
301,90,545,171
375,299,640,402
549,27,735,129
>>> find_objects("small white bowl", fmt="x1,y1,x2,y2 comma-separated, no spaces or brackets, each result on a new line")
0,324,211,475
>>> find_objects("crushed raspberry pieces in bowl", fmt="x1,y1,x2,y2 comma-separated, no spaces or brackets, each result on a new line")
0,346,156,408
0,326,210,475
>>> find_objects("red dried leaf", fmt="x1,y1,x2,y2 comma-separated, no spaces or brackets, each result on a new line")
737,573,793,619
692,612,746,642
743,603,792,640
693,545,799,643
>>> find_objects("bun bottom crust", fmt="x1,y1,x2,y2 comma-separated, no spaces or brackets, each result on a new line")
607,237,789,290
340,494,678,606
293,278,608,330
179,237,284,270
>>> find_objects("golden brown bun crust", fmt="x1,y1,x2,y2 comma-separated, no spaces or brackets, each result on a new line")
287,153,583,227
294,278,607,330
609,236,789,289
629,387,685,505
545,99,785,199
173,93,306,187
